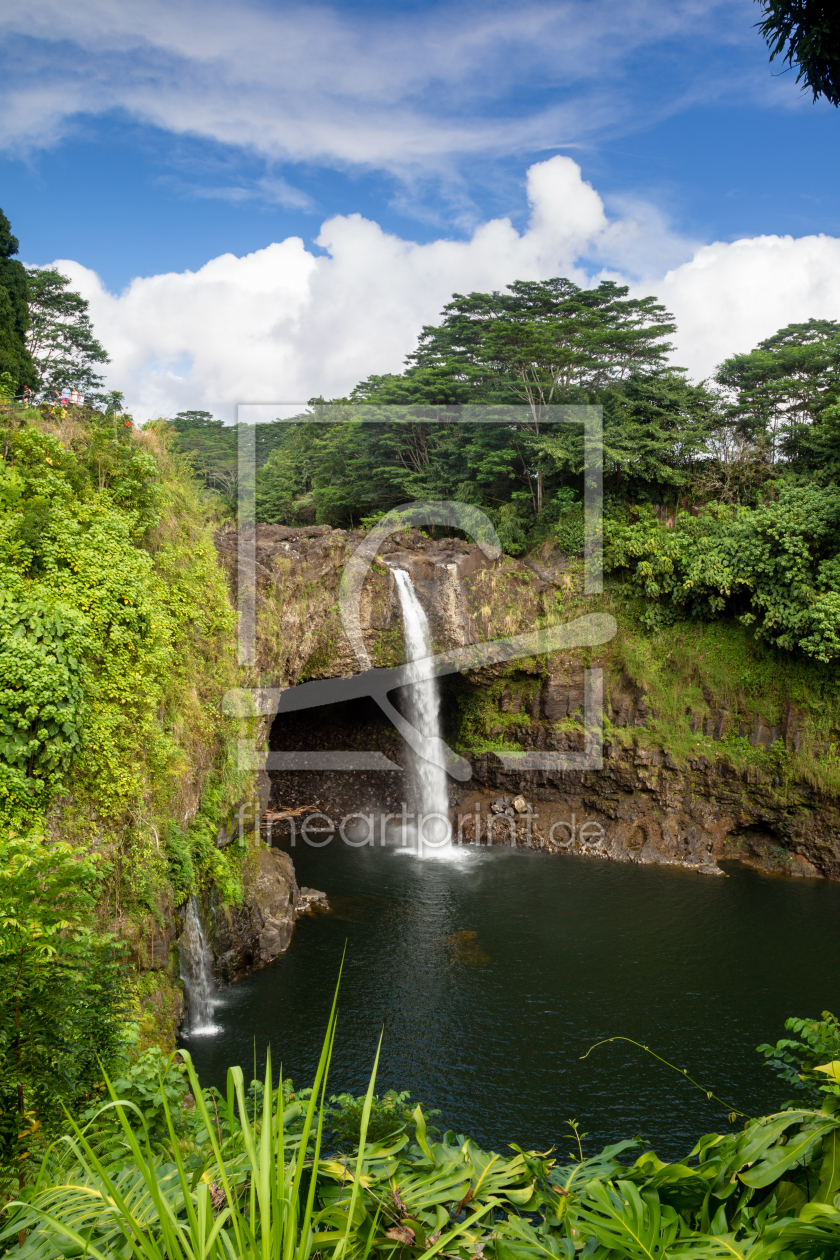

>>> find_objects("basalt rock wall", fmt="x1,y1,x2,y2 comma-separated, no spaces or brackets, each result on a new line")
458,748,838,879
218,524,840,883
448,655,840,879
207,848,300,982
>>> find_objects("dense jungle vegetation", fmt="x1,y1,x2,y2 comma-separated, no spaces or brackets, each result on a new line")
4,203,840,1251
3,1000,840,1260
171,281,840,665
0,403,251,1188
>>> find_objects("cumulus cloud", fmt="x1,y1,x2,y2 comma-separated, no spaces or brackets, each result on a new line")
656,234,840,376
0,0,781,179
43,156,840,419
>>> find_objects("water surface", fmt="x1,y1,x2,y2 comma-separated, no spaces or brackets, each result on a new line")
182,845,840,1160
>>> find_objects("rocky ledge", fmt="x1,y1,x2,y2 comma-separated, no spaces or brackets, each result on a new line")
454,739,840,879
205,849,328,983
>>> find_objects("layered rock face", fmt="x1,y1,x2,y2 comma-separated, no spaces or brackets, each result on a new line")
449,660,840,879
458,749,836,879
206,848,327,982
216,524,840,884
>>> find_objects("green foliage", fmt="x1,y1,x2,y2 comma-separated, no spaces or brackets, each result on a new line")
495,503,529,556
756,0,840,106
0,409,247,921
178,277,728,537
605,487,840,661
551,503,585,556
8,1011,840,1260
325,1090,439,1148
758,1012,840,1102
24,269,109,402
0,593,87,815
78,1047,191,1150
3,983,343,1260
0,407,256,1182
0,206,37,393
170,412,298,516
716,319,840,465
406,278,676,403
169,412,239,511
165,786,244,908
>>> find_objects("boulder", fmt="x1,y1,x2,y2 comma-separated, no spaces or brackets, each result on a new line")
209,848,300,981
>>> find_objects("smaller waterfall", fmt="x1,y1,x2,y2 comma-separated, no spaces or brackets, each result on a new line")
179,896,217,1034
392,568,452,857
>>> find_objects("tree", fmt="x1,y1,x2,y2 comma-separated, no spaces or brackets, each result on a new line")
269,279,722,529
756,0,840,106
406,279,676,408
715,319,840,463
600,370,722,503
372,278,677,517
605,485,840,660
25,268,109,401
0,209,37,394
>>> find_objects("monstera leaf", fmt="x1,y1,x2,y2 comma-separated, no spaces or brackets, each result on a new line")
489,1213,575,1260
570,1178,682,1260
764,1201,840,1258
738,1116,840,1190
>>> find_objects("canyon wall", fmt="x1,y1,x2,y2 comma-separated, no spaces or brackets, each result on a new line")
219,523,840,882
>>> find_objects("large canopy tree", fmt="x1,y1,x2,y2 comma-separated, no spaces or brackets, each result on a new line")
25,269,109,401
346,278,683,519
715,319,840,463
0,209,37,395
399,278,676,409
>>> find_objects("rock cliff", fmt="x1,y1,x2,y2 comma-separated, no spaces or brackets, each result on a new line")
217,524,840,882
208,847,300,981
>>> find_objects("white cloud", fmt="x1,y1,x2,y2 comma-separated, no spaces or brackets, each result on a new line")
188,177,315,211
0,0,782,180
654,234,840,378
43,156,840,418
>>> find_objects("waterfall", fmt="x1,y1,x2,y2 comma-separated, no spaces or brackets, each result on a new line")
179,896,217,1034
392,568,452,856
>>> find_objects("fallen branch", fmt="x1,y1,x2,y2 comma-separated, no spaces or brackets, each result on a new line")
261,803,317,823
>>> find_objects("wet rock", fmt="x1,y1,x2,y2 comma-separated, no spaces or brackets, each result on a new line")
209,848,300,982
116,896,178,972
459,741,840,880
782,702,806,753
296,886,329,914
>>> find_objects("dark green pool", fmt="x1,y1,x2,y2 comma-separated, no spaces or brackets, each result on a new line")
181,844,840,1161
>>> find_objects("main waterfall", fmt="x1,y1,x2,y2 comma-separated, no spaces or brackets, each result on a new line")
392,568,452,856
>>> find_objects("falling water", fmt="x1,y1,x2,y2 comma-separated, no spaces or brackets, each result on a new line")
179,895,217,1034
392,568,452,856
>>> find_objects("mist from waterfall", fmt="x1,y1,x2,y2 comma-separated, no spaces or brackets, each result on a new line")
392,568,452,857
179,895,218,1034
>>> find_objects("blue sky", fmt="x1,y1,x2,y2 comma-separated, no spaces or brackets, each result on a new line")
1,0,838,415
